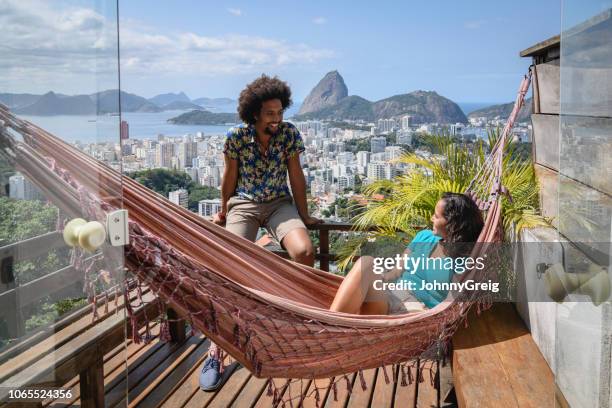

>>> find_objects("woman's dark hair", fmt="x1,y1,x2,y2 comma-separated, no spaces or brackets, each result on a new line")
440,192,484,257
237,74,293,125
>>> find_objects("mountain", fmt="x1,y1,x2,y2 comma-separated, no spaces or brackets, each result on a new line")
293,71,467,124
0,93,42,109
15,92,96,115
298,70,348,115
167,110,239,125
372,91,467,124
467,98,532,123
294,90,467,124
193,97,237,113
93,90,162,114
295,96,374,121
149,92,191,106
161,100,203,111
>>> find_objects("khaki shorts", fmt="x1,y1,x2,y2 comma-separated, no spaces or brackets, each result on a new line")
225,195,307,245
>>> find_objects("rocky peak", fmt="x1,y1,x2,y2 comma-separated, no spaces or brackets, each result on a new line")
298,70,348,115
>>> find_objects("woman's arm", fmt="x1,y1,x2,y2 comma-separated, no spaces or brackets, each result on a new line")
382,248,412,282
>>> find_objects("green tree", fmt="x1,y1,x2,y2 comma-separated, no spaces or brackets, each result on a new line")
127,168,220,212
188,185,220,211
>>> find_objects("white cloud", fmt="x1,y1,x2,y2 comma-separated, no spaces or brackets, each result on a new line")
464,20,487,30
227,8,242,16
0,0,335,94
312,16,327,25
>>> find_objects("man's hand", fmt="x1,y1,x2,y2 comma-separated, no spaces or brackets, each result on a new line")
212,211,226,225
302,215,322,226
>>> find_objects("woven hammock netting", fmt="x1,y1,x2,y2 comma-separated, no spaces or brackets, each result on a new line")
0,72,531,404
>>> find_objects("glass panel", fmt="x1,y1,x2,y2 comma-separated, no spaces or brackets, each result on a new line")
558,3,612,407
0,0,125,404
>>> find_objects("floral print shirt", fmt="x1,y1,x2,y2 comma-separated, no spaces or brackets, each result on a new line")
223,122,305,203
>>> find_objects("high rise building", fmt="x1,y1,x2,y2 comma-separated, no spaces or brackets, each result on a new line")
120,120,129,140
370,137,387,153
385,146,403,161
177,141,197,170
367,162,387,180
198,199,221,217
156,142,175,168
397,130,413,145
356,151,371,167
337,174,355,190
401,115,411,130
9,174,43,200
377,118,396,133
168,189,189,208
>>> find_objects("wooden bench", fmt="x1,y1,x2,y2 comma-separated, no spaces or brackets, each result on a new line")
452,303,558,408
0,281,183,407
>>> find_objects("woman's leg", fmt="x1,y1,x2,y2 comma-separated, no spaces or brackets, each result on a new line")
330,256,389,315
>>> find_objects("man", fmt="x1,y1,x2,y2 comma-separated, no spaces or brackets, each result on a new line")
200,74,320,390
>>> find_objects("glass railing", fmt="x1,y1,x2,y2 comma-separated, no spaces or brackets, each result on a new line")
0,0,126,405
557,3,612,407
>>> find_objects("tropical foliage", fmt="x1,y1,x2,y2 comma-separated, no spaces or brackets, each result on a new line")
335,131,549,271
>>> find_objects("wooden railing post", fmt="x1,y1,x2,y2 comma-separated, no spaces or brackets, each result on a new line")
168,307,186,343
319,229,329,272
80,354,104,408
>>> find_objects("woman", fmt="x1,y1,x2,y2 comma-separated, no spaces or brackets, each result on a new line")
330,193,484,315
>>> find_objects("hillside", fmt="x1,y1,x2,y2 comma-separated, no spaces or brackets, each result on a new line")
167,110,239,125
468,98,532,122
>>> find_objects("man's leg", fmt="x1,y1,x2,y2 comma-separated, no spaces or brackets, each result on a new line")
266,197,314,267
282,229,315,267
200,200,260,391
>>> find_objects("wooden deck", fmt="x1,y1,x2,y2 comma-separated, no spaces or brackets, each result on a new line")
40,324,454,408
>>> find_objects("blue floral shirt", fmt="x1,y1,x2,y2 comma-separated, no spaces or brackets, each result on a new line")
223,122,305,203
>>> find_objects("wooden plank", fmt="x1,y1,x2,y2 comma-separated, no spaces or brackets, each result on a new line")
0,285,139,381
394,366,417,408
0,285,123,363
370,366,395,408
228,375,268,408
43,324,159,407
0,254,89,312
438,360,453,406
182,355,237,408
302,378,332,408
207,365,251,408
79,354,104,408
135,338,210,408
482,304,555,408
346,369,376,408
416,360,438,408
158,356,205,408
252,378,290,408
0,291,161,400
452,304,554,408
324,374,355,408
0,232,64,264
112,335,203,407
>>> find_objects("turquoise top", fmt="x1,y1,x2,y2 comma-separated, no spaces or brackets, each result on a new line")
396,229,458,308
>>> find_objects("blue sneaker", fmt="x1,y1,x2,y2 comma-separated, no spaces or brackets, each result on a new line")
199,355,222,391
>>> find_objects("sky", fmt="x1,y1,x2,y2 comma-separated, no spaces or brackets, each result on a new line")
0,0,571,103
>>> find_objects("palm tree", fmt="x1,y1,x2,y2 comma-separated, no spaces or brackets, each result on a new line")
336,131,549,271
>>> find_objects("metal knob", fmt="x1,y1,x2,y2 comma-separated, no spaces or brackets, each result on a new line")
63,218,107,252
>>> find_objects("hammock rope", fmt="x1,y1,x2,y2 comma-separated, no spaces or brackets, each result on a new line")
0,71,531,404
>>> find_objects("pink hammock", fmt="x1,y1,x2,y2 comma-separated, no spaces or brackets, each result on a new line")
0,72,531,399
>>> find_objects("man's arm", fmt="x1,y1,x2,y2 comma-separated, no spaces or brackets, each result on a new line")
287,153,319,225
215,153,238,224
